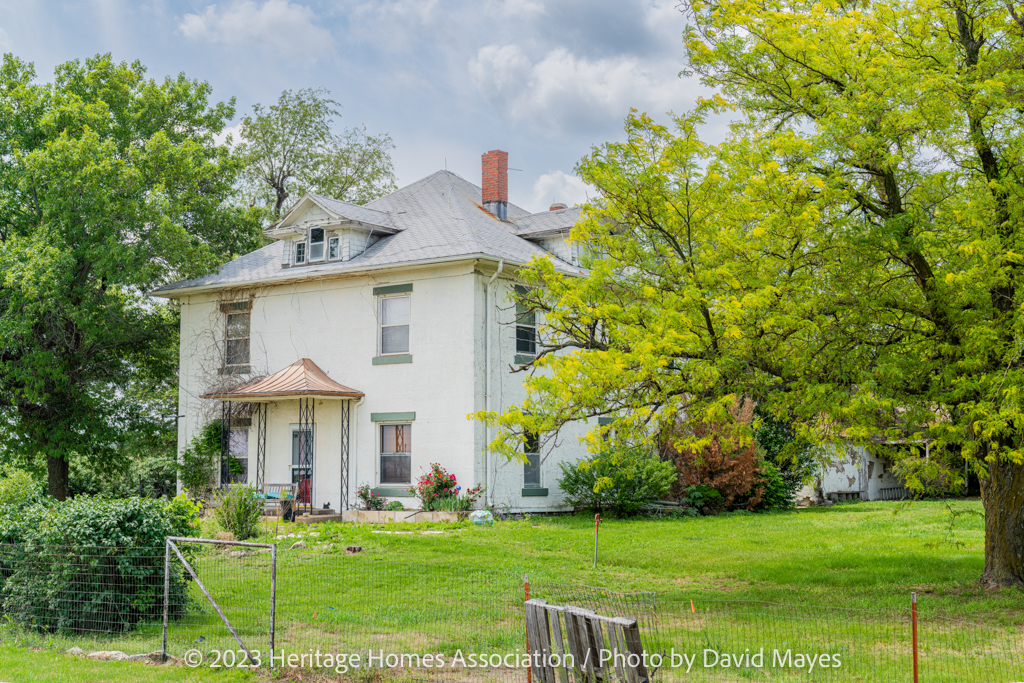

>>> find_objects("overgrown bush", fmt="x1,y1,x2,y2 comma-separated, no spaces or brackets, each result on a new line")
663,419,766,512
212,484,263,540
558,447,676,516
753,461,792,511
385,500,405,511
678,484,724,515
179,420,222,500
0,469,42,508
752,408,815,509
1,494,201,633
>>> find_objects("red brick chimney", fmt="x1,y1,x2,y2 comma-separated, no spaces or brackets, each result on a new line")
481,150,508,220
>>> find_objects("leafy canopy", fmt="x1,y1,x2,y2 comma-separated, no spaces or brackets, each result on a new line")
235,87,397,217
0,53,262,497
478,0,1024,517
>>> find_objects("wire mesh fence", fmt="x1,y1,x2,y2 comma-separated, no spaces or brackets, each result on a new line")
0,540,1021,682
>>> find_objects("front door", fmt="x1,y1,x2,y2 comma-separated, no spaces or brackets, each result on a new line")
291,427,314,506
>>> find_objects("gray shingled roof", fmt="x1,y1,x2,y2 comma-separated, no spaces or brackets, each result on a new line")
305,193,398,231
510,206,580,236
152,171,584,296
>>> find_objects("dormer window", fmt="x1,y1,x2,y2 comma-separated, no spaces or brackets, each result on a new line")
309,227,325,261
295,242,306,264
329,236,339,260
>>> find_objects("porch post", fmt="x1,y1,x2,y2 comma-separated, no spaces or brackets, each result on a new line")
219,401,233,487
255,403,267,492
340,399,351,511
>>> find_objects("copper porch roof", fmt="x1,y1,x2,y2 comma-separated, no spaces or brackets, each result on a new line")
201,359,364,400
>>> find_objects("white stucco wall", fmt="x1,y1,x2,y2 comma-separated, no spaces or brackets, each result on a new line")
176,259,595,512
796,444,907,504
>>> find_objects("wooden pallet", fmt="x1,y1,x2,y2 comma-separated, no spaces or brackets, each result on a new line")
525,598,649,683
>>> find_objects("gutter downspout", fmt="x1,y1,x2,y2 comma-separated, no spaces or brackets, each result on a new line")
484,260,504,508
349,396,365,512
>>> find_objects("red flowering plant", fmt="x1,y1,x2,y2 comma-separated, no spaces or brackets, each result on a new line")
357,483,387,511
409,463,484,511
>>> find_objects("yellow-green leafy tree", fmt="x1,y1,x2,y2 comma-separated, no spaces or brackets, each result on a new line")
477,0,1024,587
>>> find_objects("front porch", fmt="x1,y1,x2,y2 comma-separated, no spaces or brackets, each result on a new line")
202,358,363,516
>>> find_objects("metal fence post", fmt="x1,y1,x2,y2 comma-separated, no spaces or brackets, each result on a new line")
270,542,277,654
525,573,532,683
912,592,918,683
162,538,170,662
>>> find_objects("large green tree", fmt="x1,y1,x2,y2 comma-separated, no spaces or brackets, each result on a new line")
480,0,1024,587
235,88,397,218
0,54,263,499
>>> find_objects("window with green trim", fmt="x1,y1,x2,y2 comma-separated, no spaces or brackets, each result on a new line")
381,424,412,484
524,432,541,487
380,295,410,355
516,300,537,356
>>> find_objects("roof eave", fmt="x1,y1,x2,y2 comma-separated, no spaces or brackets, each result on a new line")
149,253,585,298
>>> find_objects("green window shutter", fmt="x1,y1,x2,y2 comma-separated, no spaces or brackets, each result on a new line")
373,283,413,296
371,412,416,422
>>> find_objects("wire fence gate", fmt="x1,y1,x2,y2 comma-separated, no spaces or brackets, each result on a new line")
162,537,276,664
0,540,1022,681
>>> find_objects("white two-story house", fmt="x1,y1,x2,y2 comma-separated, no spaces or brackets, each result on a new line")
153,150,594,514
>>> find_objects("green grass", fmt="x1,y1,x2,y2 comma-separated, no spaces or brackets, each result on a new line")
0,644,255,683
5,499,1022,682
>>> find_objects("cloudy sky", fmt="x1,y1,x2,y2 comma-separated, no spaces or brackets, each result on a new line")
0,0,706,213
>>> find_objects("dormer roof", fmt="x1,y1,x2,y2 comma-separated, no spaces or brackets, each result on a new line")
151,170,585,297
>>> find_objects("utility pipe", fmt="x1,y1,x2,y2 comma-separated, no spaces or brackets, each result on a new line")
484,260,504,508
350,396,365,511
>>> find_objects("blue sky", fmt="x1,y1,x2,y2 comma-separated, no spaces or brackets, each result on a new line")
0,0,706,213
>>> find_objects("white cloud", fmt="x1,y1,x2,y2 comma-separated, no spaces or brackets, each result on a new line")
213,123,243,148
529,170,592,213
178,0,332,63
469,44,691,134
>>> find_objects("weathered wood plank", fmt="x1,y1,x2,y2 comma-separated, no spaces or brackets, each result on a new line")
548,606,571,683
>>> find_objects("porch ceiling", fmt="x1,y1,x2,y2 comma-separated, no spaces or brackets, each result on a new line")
200,358,364,401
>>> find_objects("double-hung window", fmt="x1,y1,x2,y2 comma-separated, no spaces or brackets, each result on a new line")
309,227,325,261
380,295,410,355
380,424,412,484
228,429,248,484
516,300,537,357
524,432,541,487
225,306,250,368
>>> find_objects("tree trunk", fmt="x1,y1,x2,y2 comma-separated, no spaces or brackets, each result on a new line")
47,455,70,501
980,458,1024,588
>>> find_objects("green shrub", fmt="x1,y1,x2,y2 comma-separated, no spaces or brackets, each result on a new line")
0,469,42,508
179,420,221,499
679,484,725,514
753,408,815,508
754,461,794,511
1,494,201,633
558,447,676,516
384,500,405,511
212,484,263,540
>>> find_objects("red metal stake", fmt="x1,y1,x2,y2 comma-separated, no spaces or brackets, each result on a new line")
911,592,918,683
525,574,532,683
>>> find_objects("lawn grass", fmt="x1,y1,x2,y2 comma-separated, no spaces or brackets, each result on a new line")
274,498,1011,618
0,644,255,683
4,498,1022,682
